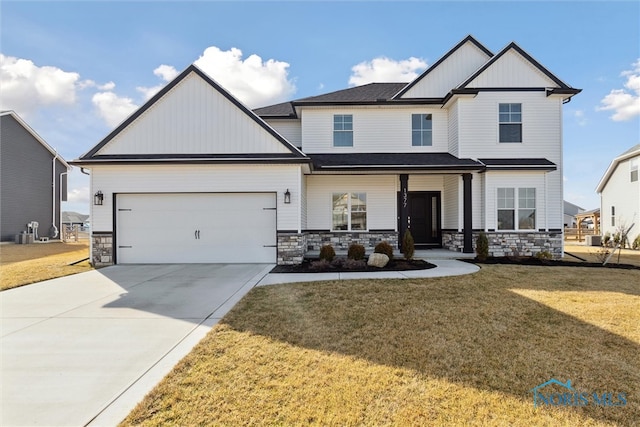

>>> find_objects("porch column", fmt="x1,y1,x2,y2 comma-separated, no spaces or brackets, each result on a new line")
463,173,473,253
399,174,409,250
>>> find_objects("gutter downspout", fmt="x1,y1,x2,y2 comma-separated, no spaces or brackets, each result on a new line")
51,152,59,239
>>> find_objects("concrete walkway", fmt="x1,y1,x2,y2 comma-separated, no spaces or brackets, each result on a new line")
258,258,479,286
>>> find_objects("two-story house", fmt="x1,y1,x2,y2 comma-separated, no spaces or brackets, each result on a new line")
596,144,640,241
73,36,580,266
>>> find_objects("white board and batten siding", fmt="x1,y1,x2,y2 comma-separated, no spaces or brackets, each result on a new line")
91,164,302,233
95,72,292,156
301,107,448,153
400,40,492,99
463,49,560,89
306,175,397,230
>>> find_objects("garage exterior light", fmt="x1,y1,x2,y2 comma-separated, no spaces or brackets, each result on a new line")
94,191,104,206
284,189,291,204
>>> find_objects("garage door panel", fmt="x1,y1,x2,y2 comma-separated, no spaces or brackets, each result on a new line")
116,193,276,264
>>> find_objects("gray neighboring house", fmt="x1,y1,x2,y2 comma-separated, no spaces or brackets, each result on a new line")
1,111,71,241
563,200,585,228
61,211,90,228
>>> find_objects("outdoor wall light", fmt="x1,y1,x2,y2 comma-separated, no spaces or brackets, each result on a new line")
94,191,104,206
284,189,291,204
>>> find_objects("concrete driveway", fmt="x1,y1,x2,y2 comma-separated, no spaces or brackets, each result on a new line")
0,264,271,427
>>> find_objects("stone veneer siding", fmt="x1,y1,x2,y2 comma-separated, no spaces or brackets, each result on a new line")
305,231,398,252
92,232,114,267
277,232,307,265
277,231,399,265
442,231,563,259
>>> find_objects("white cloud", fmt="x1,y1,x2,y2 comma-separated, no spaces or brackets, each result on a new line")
598,59,640,121
194,46,296,108
574,109,587,126
0,54,79,117
67,186,89,204
348,56,427,87
91,91,138,127
136,65,180,101
154,64,178,81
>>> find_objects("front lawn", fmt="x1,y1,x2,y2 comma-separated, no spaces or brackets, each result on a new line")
0,241,92,291
123,265,639,426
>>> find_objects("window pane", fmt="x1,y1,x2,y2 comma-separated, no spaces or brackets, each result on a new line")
499,104,510,113
498,210,514,230
422,130,432,146
412,130,422,146
332,193,349,230
351,193,367,230
412,114,422,128
334,131,353,147
511,103,521,113
518,188,535,209
497,188,514,209
499,123,522,143
518,209,535,229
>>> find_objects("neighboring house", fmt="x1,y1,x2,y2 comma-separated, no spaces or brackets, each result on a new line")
61,211,90,228
596,144,640,240
563,200,585,228
72,36,580,266
0,111,71,242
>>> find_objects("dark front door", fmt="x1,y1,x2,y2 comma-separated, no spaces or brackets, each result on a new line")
400,191,441,246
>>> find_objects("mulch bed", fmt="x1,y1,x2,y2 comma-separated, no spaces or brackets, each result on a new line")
465,257,640,270
271,258,436,273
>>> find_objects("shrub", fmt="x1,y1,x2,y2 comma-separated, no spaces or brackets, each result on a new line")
613,232,621,246
603,232,611,247
476,232,489,261
534,251,553,260
310,259,331,271
633,234,640,250
347,243,366,260
374,241,394,260
402,229,415,260
319,244,335,262
330,257,345,268
343,259,367,270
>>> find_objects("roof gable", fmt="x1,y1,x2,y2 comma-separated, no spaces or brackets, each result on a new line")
0,111,71,169
459,42,573,90
596,144,640,193
79,65,305,161
395,35,493,99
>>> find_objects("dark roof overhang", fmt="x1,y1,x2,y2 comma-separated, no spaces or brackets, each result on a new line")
308,153,484,172
478,158,557,171
71,153,311,166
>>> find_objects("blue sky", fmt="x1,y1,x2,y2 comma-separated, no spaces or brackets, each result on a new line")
2,0,639,214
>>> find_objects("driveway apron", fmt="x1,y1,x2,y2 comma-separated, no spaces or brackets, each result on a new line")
0,264,271,427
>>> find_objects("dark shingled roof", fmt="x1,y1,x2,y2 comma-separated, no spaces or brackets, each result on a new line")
254,83,408,118
309,153,484,171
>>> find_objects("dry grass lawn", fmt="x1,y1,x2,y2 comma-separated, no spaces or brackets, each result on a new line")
0,241,92,291
564,243,640,267
123,265,639,426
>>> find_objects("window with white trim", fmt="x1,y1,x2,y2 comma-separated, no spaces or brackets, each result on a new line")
611,206,616,227
332,193,367,230
412,113,432,146
497,187,536,230
499,103,522,143
333,114,353,147
631,158,638,182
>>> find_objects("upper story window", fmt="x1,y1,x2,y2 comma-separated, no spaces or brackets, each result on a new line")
333,114,353,147
630,158,638,182
499,103,522,143
497,187,536,230
412,114,432,146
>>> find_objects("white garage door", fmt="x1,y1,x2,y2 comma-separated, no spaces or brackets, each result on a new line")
116,193,276,263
